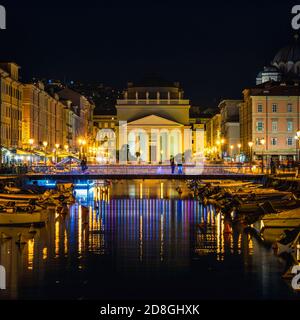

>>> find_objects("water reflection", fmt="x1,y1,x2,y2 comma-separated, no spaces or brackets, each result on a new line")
0,180,299,299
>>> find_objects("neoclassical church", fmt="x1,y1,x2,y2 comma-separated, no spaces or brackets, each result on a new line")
115,77,196,163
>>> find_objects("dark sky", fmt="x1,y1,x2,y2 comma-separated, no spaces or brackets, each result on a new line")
0,0,299,107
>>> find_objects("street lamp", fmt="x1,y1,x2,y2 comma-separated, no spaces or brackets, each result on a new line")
220,138,225,160
54,144,60,163
237,143,241,161
29,139,34,148
248,141,254,164
28,139,34,166
230,145,234,161
260,138,266,174
78,139,84,159
295,130,300,161
43,141,48,165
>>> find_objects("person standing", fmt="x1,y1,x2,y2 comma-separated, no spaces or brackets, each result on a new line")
170,156,175,174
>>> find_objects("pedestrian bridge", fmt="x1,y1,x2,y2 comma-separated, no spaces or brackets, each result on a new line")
25,164,265,181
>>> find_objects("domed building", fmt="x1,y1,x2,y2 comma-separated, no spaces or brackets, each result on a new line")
256,66,281,85
256,36,300,85
272,40,300,75
241,37,300,163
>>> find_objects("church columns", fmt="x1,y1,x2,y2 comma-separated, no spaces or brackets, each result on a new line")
156,131,160,163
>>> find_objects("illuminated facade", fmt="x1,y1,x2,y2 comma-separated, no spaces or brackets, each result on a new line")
205,114,221,158
240,82,300,160
57,88,95,151
0,63,23,153
111,79,204,163
22,82,65,149
219,100,242,157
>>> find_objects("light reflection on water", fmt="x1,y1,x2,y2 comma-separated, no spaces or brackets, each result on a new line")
0,180,299,300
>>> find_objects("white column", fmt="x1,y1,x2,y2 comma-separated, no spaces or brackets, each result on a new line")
118,121,128,164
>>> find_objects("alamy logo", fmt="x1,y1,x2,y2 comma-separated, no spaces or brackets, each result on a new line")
0,265,5,290
291,265,300,290
292,5,300,30
0,5,5,29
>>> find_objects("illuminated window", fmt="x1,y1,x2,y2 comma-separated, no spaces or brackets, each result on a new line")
257,104,263,112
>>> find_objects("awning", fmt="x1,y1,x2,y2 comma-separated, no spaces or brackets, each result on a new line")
16,149,33,155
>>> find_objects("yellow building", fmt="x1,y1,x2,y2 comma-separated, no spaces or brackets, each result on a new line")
0,63,23,162
22,82,65,150
115,80,194,163
205,114,221,159
57,88,95,152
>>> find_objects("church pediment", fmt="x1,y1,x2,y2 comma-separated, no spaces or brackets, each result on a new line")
127,115,184,127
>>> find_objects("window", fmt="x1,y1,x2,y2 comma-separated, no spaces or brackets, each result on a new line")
287,120,293,132
287,103,293,112
257,104,263,112
256,121,264,132
255,138,264,146
272,104,278,112
272,120,278,132
270,137,278,146
287,137,293,146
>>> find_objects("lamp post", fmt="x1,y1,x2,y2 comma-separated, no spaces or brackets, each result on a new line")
230,145,234,161
216,140,221,159
260,138,266,174
29,139,34,167
55,144,60,163
82,140,86,159
221,139,225,159
237,143,241,161
295,130,300,161
78,139,85,160
43,141,48,166
29,138,34,150
248,141,253,164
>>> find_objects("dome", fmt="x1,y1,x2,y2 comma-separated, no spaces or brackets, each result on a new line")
272,37,300,76
273,43,300,64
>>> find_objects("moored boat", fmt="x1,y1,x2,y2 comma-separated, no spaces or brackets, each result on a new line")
262,208,300,228
0,211,48,226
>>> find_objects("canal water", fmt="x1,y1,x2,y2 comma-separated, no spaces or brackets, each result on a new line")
0,179,299,300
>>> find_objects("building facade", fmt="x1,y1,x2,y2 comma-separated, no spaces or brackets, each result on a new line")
240,82,300,161
205,114,221,158
0,63,23,156
219,99,242,157
57,88,95,150
93,78,207,164
22,82,65,150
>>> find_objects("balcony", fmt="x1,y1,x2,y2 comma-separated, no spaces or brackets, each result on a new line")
117,99,190,105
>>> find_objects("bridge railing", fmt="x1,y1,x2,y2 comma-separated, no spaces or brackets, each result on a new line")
26,164,261,175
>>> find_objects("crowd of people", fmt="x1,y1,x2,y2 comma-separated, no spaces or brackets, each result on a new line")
0,163,29,174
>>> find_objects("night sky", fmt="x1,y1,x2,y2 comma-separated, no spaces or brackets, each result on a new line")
0,0,299,107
